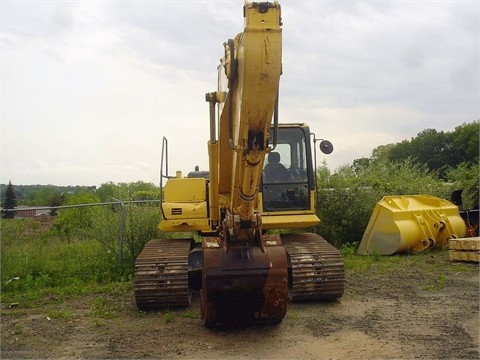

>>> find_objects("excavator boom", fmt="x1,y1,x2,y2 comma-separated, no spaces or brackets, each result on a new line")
201,1,288,326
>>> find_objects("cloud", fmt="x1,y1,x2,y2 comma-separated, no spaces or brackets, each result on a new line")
1,1,478,186
282,1,477,112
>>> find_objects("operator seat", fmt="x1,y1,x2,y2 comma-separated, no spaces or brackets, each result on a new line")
264,152,290,183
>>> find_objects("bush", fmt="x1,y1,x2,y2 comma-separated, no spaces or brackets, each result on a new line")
316,160,448,246
0,193,164,302
91,202,162,264
53,192,102,238
445,162,479,209
0,217,126,300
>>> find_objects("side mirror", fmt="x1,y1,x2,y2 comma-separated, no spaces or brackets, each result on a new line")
319,140,334,154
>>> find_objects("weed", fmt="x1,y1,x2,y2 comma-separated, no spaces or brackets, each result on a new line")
133,310,147,318
164,311,175,324
91,297,115,319
287,311,299,323
371,252,382,262
340,242,358,256
180,310,197,319
12,323,23,335
47,310,72,320
1,216,134,305
450,263,477,272
423,274,447,291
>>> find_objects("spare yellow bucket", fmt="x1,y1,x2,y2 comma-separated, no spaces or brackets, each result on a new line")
357,195,467,255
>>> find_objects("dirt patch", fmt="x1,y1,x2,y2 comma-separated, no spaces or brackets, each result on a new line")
2,251,479,359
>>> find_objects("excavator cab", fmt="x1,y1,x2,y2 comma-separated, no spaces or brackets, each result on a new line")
262,125,314,212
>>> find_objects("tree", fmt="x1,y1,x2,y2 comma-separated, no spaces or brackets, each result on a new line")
53,192,101,237
1,181,17,219
353,120,479,179
371,144,395,163
96,182,116,202
30,186,63,206
445,162,480,210
452,121,480,164
352,157,370,173
47,193,66,216
97,181,160,202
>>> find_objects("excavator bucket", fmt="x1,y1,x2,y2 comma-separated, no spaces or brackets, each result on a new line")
357,195,467,255
201,235,289,327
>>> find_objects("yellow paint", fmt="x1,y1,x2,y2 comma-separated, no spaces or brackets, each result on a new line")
357,195,467,255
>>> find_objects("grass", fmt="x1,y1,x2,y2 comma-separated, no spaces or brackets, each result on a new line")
340,242,478,291
90,297,116,319
423,274,447,291
1,217,477,311
0,218,133,307
47,309,72,320
161,309,198,324
164,311,175,324
12,323,23,335
180,310,198,319
286,311,299,324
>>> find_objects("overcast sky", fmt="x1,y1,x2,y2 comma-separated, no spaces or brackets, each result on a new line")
1,1,478,186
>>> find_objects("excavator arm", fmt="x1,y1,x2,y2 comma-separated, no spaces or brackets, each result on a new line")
226,2,282,226
209,1,282,242
201,2,288,326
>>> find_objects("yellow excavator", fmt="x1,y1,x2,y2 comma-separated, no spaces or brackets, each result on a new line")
134,1,344,326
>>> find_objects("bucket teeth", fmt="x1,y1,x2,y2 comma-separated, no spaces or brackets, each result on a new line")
282,233,345,301
134,239,192,310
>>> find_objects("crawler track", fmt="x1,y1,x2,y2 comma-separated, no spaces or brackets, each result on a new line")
282,233,345,301
134,239,192,310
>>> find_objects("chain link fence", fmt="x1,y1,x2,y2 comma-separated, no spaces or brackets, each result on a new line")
1,201,162,292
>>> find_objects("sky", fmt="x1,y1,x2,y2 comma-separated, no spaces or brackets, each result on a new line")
1,0,478,187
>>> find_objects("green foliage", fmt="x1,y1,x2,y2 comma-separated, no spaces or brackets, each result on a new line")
0,184,96,206
46,192,66,209
341,246,477,286
133,190,159,201
96,181,160,202
452,121,480,162
95,182,116,202
423,274,446,291
316,159,448,246
89,182,162,263
0,217,132,305
180,310,198,319
1,182,164,306
30,186,64,207
91,297,116,319
89,202,162,264
1,218,45,246
164,310,175,324
122,204,162,262
53,192,102,238
47,310,72,320
445,161,479,209
364,120,479,179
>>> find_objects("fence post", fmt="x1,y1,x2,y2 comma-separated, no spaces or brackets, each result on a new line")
112,198,125,262
119,201,126,262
